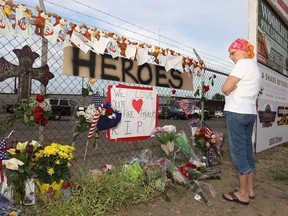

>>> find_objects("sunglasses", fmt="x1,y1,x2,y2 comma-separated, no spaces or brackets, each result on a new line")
229,50,238,57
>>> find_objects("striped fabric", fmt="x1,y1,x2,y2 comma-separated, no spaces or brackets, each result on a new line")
87,91,104,140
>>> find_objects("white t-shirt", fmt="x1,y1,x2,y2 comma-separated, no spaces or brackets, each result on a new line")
224,58,261,114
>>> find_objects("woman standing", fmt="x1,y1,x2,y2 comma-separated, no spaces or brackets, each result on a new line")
222,38,261,205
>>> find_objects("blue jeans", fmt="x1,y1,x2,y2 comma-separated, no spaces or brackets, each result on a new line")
225,111,256,175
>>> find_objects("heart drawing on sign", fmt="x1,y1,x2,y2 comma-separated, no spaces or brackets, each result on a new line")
132,99,143,113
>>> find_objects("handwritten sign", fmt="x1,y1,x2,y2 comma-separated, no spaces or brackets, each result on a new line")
107,84,158,141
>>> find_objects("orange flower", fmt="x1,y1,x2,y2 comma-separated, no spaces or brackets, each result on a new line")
89,78,96,85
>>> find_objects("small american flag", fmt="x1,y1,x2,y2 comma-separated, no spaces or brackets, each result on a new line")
202,121,213,136
0,139,7,182
0,139,7,160
87,91,104,140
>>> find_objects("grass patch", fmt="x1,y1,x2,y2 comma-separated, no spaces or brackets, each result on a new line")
21,166,166,215
271,168,288,181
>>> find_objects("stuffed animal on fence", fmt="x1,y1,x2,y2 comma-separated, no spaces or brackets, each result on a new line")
32,5,51,37
0,0,15,17
51,12,66,27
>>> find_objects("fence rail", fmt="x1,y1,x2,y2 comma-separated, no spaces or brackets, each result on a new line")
0,32,228,176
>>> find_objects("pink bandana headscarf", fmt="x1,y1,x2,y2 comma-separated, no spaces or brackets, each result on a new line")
229,38,255,58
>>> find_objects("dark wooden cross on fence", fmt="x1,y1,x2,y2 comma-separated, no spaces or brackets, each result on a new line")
0,45,54,101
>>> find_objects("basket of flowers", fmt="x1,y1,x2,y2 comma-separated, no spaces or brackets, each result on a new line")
32,143,75,200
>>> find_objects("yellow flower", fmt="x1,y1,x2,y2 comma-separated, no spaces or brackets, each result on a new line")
16,141,28,153
47,167,55,176
55,160,60,165
89,78,96,85
58,151,68,159
7,149,16,155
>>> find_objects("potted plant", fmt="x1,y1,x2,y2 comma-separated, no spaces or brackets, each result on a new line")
32,143,75,200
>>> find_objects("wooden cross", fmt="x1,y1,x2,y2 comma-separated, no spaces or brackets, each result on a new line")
0,45,54,100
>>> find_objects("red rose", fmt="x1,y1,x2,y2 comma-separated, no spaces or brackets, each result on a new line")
40,117,48,125
203,85,210,92
25,144,34,153
34,113,43,123
105,108,113,115
62,182,71,189
197,133,203,138
186,161,197,169
171,89,176,95
179,166,189,178
33,106,43,114
36,94,45,103
213,74,216,79
204,136,209,141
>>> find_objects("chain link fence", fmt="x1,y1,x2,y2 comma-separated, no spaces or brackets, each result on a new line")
0,32,228,176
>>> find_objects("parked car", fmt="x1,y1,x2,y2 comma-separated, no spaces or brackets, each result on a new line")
158,105,185,119
214,110,224,118
49,99,79,120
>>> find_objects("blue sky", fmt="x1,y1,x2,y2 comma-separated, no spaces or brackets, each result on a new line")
15,0,249,72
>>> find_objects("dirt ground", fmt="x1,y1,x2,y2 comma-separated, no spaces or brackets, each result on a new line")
114,143,288,216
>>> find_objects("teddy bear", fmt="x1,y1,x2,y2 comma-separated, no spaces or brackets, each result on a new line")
82,24,97,40
32,5,51,37
153,46,161,64
118,36,128,57
51,13,66,27
0,0,15,17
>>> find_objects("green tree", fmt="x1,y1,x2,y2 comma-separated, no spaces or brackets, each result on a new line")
212,93,225,100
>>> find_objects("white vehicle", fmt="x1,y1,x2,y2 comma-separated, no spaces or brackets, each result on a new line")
215,111,224,118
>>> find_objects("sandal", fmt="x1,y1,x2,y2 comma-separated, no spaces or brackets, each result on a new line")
235,187,255,199
222,191,249,205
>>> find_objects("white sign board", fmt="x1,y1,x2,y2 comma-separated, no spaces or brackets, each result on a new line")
107,84,158,141
256,63,288,152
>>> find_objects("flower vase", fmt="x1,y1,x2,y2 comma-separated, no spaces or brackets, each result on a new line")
0,175,12,201
12,181,25,204
24,179,36,205
36,179,64,200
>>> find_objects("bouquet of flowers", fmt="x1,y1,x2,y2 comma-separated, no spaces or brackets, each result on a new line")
1,94,51,131
151,125,192,164
73,102,121,142
32,143,75,185
14,94,52,126
193,127,223,165
3,140,42,202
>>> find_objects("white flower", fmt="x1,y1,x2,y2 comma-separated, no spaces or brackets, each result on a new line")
161,141,174,155
41,99,52,111
172,171,187,184
163,125,176,133
76,110,86,117
5,158,25,170
30,140,40,151
193,161,206,168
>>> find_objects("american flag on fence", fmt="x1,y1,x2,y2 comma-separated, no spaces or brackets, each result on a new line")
87,91,104,140
177,99,197,118
0,139,7,182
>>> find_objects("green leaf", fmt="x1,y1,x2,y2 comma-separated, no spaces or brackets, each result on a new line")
82,88,89,97
87,85,93,92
